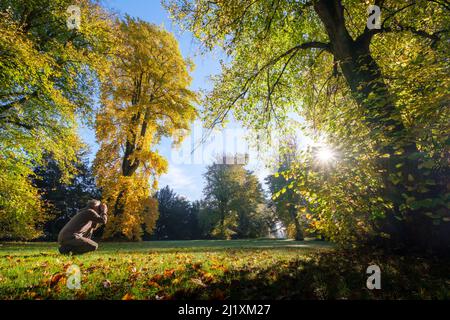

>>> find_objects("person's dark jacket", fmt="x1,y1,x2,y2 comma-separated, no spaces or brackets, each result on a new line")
57,207,107,243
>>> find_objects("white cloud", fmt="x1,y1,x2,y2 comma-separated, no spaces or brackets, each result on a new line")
158,164,206,201
159,165,194,190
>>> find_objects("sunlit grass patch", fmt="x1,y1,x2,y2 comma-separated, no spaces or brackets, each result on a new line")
0,240,448,300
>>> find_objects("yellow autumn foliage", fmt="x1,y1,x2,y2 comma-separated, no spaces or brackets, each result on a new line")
94,17,197,240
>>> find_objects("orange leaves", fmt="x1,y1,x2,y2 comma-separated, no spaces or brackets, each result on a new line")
163,268,176,278
198,270,216,284
127,265,141,283
149,274,163,282
192,262,202,270
146,268,177,289
147,280,161,289
49,272,64,288
0,242,340,300
147,268,176,283
211,263,229,274
121,293,134,300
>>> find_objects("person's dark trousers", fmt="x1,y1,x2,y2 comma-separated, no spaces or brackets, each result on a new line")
58,237,98,255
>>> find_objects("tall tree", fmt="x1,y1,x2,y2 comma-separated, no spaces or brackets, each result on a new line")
152,186,199,240
0,0,115,239
266,138,307,241
202,155,266,239
94,17,197,240
267,173,304,241
166,0,450,252
236,170,268,238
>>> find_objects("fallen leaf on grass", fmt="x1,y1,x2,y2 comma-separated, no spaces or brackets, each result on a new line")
212,264,229,273
85,266,98,273
75,291,87,299
122,293,134,300
192,262,202,270
63,262,73,271
147,280,161,288
190,278,207,288
49,273,64,287
129,266,138,273
201,272,215,283
163,269,176,278
176,265,186,273
150,274,163,282
155,294,172,300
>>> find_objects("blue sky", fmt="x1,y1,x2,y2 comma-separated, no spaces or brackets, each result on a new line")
78,0,272,200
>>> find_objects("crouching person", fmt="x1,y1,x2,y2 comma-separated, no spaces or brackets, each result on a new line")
58,200,108,255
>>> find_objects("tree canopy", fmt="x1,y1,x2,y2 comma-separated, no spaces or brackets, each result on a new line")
202,155,268,239
94,17,198,240
0,0,115,239
153,186,200,240
166,0,450,252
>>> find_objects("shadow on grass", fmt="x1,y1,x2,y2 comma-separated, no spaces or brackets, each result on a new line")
1,242,448,300
92,250,450,300
220,251,450,300
190,253,447,299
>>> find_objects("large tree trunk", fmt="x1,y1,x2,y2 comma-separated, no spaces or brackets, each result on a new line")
293,217,304,241
114,80,154,219
290,207,304,241
110,78,150,238
313,0,448,253
219,204,226,239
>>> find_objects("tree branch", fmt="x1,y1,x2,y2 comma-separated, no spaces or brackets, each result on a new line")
359,24,447,47
205,40,331,134
0,93,36,115
357,0,449,47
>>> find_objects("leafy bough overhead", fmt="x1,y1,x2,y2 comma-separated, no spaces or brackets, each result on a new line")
166,0,450,252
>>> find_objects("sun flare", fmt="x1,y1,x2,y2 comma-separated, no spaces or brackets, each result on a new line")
317,147,335,163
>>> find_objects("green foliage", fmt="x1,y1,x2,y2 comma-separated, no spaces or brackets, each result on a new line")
0,157,45,240
167,0,450,250
152,186,200,240
267,139,307,241
32,150,101,240
202,157,268,239
0,0,115,239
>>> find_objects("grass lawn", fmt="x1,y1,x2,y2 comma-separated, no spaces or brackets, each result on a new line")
0,239,448,300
